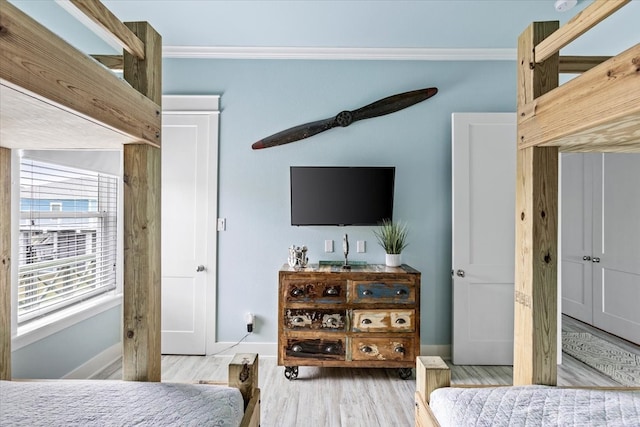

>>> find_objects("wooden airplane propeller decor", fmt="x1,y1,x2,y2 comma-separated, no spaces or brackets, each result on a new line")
251,87,438,149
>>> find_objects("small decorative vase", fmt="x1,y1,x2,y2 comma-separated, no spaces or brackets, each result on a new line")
385,253,401,267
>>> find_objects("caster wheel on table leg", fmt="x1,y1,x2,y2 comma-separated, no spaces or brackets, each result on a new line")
284,366,299,380
398,368,412,380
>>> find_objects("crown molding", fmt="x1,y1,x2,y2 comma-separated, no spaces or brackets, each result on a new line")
162,46,516,61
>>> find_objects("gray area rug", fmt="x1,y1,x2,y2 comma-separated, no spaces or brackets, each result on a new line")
563,332,640,386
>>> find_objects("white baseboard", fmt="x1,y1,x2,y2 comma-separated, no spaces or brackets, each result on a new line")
66,342,451,370
420,344,451,360
207,341,277,356
206,342,451,360
63,342,121,379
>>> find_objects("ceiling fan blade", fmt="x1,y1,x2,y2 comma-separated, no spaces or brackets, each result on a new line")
251,86,438,150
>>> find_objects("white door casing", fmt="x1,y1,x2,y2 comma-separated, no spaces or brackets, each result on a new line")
451,113,516,365
161,96,219,355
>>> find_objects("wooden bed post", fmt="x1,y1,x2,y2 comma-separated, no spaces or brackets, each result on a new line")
514,21,560,386
122,21,162,382
0,147,11,380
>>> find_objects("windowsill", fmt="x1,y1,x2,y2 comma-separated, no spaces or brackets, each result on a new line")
12,294,122,351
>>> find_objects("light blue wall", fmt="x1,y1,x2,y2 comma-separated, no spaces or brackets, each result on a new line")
12,306,120,379
9,0,636,375
162,58,516,345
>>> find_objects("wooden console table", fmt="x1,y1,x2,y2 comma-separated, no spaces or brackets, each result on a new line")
277,263,421,380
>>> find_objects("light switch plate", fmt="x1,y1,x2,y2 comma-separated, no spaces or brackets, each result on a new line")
325,240,334,252
357,240,366,253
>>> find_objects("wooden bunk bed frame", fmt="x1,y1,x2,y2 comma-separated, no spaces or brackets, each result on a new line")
0,1,259,426
416,0,639,425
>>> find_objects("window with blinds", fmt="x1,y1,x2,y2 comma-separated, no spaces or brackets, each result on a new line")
18,158,118,324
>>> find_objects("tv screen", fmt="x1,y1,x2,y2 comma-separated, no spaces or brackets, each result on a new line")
290,166,395,226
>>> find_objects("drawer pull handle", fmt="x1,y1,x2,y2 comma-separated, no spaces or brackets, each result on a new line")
291,288,305,297
291,344,303,353
325,287,339,296
396,289,407,296
361,318,372,325
293,317,305,324
361,346,373,353
362,290,373,296
395,318,407,324
325,345,336,353
394,346,406,354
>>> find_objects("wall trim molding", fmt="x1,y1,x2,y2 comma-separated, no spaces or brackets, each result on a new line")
421,344,451,360
79,342,451,376
64,342,121,379
163,46,516,61
208,341,277,356
207,342,450,359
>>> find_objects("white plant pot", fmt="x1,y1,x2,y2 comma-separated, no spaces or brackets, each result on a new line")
385,253,401,267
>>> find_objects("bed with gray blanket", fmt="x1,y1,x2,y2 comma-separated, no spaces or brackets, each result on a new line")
429,385,640,427
0,353,260,427
414,357,640,427
0,380,244,426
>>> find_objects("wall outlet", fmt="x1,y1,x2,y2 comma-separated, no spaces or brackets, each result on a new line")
357,240,366,253
325,239,334,252
245,312,254,333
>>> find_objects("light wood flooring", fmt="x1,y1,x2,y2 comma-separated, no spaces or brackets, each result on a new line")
95,316,640,427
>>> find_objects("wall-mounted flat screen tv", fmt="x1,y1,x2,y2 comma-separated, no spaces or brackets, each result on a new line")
290,166,395,226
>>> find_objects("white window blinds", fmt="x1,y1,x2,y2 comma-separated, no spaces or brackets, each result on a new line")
18,158,118,323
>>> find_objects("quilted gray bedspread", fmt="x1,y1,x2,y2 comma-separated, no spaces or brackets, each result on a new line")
0,379,244,426
430,385,640,427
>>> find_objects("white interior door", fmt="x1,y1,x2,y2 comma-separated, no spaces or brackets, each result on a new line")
560,153,594,324
452,113,516,365
161,96,219,355
592,154,640,344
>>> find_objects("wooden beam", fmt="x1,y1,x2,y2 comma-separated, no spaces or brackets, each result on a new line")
67,0,145,59
229,353,260,427
535,0,629,64
0,147,11,381
122,144,161,382
514,21,559,386
91,54,124,70
0,0,160,147
121,21,162,382
228,353,259,410
416,357,450,404
519,44,640,152
559,55,611,74
124,22,162,106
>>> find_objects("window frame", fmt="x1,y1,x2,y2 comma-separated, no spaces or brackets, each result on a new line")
11,150,123,348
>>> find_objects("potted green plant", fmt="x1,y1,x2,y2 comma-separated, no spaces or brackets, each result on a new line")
373,219,408,267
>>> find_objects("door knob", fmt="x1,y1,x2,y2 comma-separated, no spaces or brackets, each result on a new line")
456,269,465,277
196,265,206,272
592,257,601,263
583,255,591,261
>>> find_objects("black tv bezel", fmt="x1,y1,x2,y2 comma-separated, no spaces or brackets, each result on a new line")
289,166,395,226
